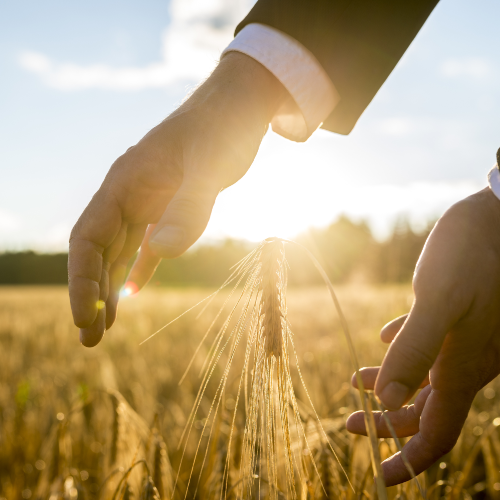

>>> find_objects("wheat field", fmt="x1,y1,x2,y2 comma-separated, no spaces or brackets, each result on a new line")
1,282,499,500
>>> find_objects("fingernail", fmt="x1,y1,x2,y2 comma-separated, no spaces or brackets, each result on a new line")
379,381,409,410
150,226,184,248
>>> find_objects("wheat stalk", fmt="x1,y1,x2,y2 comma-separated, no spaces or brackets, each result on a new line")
146,238,387,499
141,476,161,500
109,393,120,469
238,238,298,499
152,430,174,499
151,238,355,499
259,240,283,359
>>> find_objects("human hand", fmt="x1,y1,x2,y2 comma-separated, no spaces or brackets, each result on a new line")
68,52,286,347
346,188,500,485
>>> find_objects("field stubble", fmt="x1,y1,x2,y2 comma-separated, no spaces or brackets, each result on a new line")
0,284,499,499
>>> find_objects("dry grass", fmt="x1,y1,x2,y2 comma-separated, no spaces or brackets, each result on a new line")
0,282,499,500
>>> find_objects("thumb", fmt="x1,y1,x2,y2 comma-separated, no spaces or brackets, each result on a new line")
375,300,452,410
149,177,219,258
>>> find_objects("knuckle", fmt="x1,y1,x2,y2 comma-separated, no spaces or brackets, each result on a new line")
392,339,434,375
421,430,457,458
67,239,103,281
172,195,203,215
170,192,213,222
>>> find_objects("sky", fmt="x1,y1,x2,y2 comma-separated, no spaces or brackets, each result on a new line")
1,0,499,250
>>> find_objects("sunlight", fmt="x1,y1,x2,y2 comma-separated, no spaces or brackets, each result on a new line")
121,281,139,297
205,132,482,242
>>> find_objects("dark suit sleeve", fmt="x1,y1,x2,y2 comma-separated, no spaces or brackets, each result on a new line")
236,0,439,135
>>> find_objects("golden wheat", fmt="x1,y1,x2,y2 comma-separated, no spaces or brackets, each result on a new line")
170,238,353,500
1,283,499,499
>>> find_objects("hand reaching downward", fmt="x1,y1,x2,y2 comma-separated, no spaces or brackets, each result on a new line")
68,53,286,347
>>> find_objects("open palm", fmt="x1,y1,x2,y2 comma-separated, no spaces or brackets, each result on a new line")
347,188,500,485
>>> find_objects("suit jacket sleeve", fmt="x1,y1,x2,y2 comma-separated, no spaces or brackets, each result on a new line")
236,0,439,135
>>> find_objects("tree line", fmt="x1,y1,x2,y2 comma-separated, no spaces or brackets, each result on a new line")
0,216,432,286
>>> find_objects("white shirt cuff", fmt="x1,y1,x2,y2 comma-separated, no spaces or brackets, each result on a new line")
488,165,500,201
222,23,340,142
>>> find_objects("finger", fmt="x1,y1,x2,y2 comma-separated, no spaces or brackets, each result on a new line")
380,314,408,343
351,367,429,391
98,221,128,302
346,385,431,438
77,221,129,346
125,224,162,293
79,260,111,347
149,177,219,258
375,299,454,410
351,367,380,391
382,387,474,486
80,307,106,347
68,191,122,328
105,222,148,329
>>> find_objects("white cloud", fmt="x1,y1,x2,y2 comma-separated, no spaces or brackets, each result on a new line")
19,52,51,73
19,0,251,91
441,57,494,79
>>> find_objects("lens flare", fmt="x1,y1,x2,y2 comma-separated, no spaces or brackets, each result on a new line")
121,281,139,297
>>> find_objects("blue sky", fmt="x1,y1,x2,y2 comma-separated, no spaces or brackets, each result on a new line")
1,0,499,250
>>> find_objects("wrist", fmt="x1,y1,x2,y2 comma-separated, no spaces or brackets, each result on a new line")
181,52,288,129
216,51,288,123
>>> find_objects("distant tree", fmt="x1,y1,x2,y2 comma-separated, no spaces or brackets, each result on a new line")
0,217,434,286
0,252,68,284
152,238,255,287
286,215,374,285
369,217,432,283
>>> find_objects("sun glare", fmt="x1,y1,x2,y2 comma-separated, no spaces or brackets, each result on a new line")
121,281,139,297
